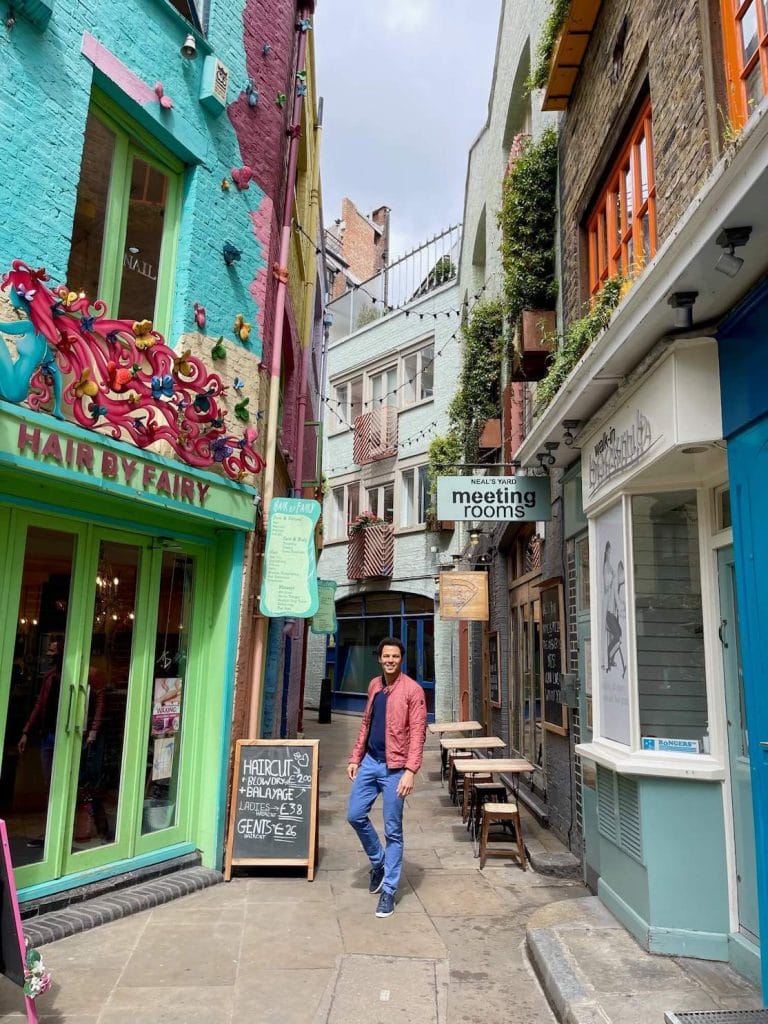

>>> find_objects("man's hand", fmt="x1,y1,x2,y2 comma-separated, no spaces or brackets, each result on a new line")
397,768,415,798
347,762,358,782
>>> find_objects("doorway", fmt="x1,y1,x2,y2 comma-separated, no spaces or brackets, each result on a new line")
0,511,201,891
718,544,759,942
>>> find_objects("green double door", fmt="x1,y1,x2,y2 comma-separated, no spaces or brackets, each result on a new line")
0,508,201,893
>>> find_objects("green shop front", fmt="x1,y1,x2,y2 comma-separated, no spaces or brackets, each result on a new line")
0,401,254,902
575,340,759,983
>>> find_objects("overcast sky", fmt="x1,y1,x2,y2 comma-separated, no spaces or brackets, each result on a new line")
315,0,502,261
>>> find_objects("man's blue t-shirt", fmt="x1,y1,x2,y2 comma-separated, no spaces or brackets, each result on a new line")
367,687,389,762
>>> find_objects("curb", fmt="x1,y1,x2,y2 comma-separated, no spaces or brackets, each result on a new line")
527,926,610,1024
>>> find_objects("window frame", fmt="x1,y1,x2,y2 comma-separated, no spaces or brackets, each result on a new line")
327,479,361,542
401,340,435,408
69,93,183,339
585,99,656,298
720,0,768,127
329,374,363,434
365,481,395,524
366,364,399,412
398,463,429,530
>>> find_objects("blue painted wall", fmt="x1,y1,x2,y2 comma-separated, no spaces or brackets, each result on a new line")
0,0,268,355
719,275,768,999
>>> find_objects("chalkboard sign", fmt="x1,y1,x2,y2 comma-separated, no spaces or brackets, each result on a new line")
540,580,568,735
224,740,319,881
1,819,41,1023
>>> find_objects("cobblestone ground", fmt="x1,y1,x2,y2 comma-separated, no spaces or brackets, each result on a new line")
0,714,587,1023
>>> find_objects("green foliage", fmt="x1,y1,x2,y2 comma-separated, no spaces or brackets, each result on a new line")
426,300,504,521
499,127,559,327
355,304,382,329
535,277,623,412
527,0,570,92
432,255,456,284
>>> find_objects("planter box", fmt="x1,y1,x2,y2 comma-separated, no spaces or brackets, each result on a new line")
347,523,394,579
511,310,556,382
353,408,398,464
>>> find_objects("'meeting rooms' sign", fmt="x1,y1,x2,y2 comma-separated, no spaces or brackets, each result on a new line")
436,476,551,522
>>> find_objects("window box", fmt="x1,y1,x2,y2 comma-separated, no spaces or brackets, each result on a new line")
353,408,398,464
510,310,556,382
425,511,455,533
347,523,395,580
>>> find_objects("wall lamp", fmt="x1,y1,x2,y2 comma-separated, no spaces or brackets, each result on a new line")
222,241,242,266
469,529,481,546
180,33,197,59
667,291,698,328
715,226,752,277
562,420,580,446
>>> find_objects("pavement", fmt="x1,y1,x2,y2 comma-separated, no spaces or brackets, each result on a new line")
0,713,761,1023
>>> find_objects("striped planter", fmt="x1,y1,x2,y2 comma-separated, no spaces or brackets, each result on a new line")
347,523,395,579
352,407,398,464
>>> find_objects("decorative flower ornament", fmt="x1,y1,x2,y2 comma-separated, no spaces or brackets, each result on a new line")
173,349,193,376
193,303,206,329
24,946,51,1000
132,320,155,349
73,368,98,398
211,337,227,360
233,314,251,344
234,397,250,422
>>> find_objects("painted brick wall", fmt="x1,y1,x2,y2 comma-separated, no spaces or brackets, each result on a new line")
559,0,715,326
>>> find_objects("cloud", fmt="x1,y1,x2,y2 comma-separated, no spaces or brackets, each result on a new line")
380,0,436,32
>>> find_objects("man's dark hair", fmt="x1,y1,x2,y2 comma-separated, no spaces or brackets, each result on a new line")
377,636,405,656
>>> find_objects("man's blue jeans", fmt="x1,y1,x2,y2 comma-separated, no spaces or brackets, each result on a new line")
347,753,405,895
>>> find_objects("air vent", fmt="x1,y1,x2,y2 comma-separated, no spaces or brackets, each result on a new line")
596,766,643,862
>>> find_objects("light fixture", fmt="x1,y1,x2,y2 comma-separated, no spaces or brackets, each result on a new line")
245,80,259,107
451,553,463,564
667,291,698,328
562,420,580,446
544,441,559,464
715,226,752,277
469,529,481,546
180,33,197,59
222,241,242,266
5,4,15,29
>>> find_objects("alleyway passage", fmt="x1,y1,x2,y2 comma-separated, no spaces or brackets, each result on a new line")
0,713,582,1022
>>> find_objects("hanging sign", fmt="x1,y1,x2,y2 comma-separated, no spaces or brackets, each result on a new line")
223,740,320,881
439,571,489,621
311,580,338,634
260,498,321,617
436,475,551,522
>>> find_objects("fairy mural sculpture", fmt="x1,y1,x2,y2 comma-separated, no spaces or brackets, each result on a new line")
0,262,265,482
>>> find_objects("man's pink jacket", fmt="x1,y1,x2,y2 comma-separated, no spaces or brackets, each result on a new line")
349,672,428,773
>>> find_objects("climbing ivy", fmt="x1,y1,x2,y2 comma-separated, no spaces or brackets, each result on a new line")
527,0,570,93
499,127,559,329
534,276,624,412
426,299,504,517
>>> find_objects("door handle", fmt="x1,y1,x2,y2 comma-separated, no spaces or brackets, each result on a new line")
74,681,87,735
65,683,76,733
718,619,728,648
759,742,768,749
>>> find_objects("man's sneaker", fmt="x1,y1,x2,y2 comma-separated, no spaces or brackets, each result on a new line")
375,891,395,918
369,863,385,894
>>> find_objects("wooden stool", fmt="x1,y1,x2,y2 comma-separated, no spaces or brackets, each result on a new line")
447,750,471,804
461,773,492,823
478,802,527,870
468,782,507,841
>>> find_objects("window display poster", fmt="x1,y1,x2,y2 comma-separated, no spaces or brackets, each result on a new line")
152,736,175,780
152,677,182,737
595,503,630,744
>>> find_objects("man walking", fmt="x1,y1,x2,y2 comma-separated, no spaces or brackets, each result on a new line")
346,637,427,918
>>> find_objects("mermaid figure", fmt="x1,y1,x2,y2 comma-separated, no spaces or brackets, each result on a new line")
0,264,63,416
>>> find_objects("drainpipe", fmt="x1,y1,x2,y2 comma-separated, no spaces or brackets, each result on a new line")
247,2,314,739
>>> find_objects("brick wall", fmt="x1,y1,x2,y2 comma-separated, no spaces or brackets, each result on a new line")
559,0,715,325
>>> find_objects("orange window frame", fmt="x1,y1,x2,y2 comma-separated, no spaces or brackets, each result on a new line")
720,0,768,127
586,101,657,298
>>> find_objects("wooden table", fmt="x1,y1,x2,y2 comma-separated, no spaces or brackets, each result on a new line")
428,720,482,735
453,758,535,846
441,737,506,800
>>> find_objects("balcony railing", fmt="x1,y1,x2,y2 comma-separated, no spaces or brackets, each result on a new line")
347,523,395,580
352,407,398,464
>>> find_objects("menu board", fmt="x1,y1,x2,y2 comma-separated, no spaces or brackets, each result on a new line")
260,498,321,618
488,632,501,707
311,580,338,634
541,580,568,735
224,740,319,881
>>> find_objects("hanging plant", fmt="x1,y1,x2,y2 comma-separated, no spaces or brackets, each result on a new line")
499,127,559,332
527,0,570,93
534,275,624,413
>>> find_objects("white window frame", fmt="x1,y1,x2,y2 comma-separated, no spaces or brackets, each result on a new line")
327,478,361,542
401,339,435,408
328,375,363,435
366,364,398,412
576,485,726,781
365,481,395,523
398,463,429,530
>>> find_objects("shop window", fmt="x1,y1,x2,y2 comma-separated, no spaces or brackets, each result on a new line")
366,482,394,523
329,481,360,541
586,100,656,297
402,343,435,406
720,0,768,127
632,491,708,747
167,0,206,32
67,98,183,337
400,465,429,528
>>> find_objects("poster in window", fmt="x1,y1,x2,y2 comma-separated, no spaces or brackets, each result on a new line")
152,677,182,737
488,632,501,708
594,502,630,745
540,579,567,735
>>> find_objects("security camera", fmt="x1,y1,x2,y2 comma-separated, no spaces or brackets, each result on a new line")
180,33,197,59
